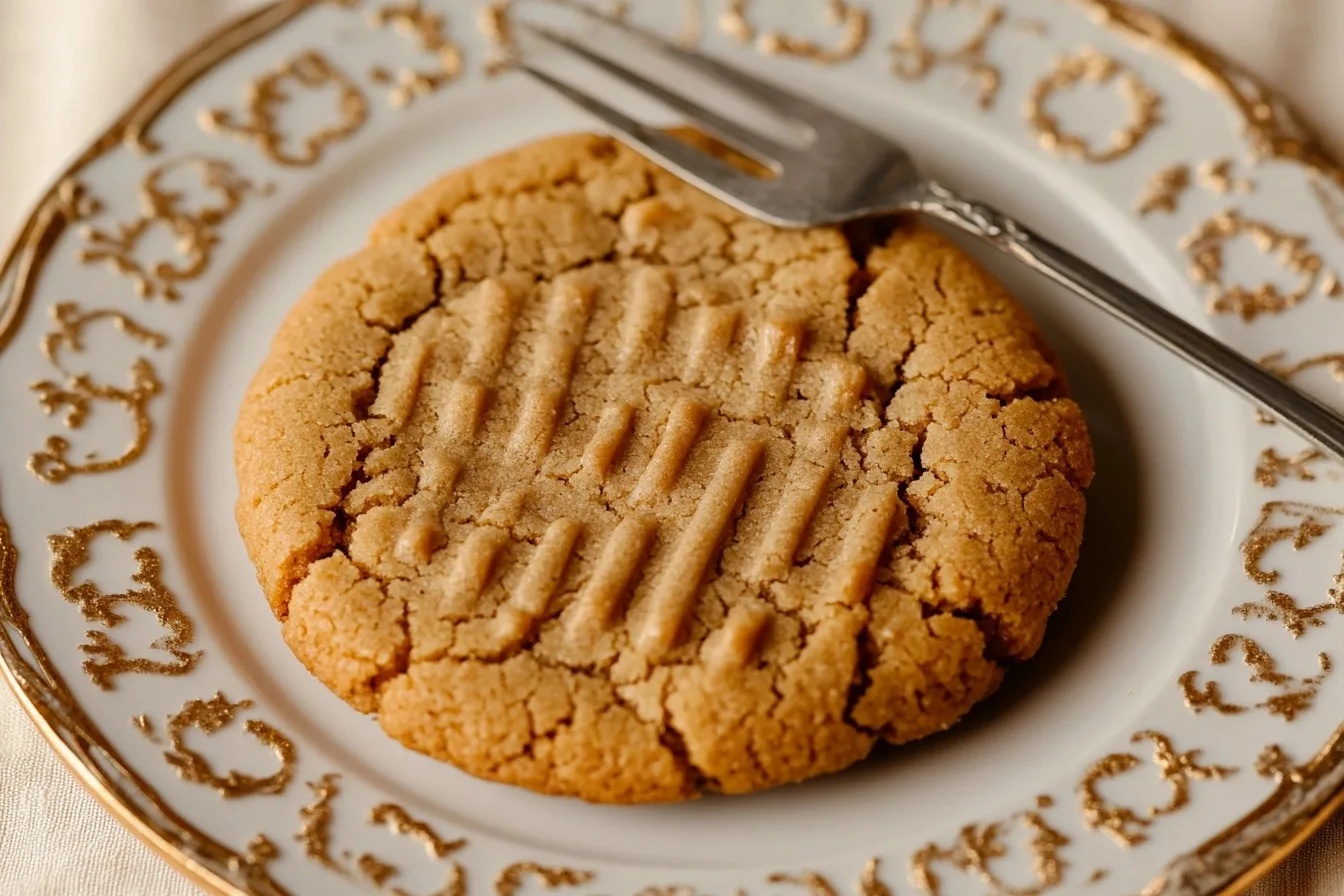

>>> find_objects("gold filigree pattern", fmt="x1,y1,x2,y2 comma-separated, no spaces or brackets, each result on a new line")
1179,634,1331,721
369,803,465,859
1260,350,1344,387
368,2,464,107
1149,726,1344,894
1255,447,1327,488
1255,744,1310,784
478,0,628,76
132,713,157,741
292,777,469,894
1135,164,1190,216
163,693,296,797
495,863,595,896
77,156,270,300
890,0,1009,109
227,834,282,894
28,302,168,483
1331,553,1344,607
719,0,752,42
1240,500,1344,587
1078,731,1236,847
199,50,369,166
720,0,869,63
909,810,1069,895
38,302,165,363
357,846,465,896
1026,47,1161,164
353,850,465,896
477,1,514,76
766,872,837,896
1233,591,1340,638
1181,211,1339,321
1326,271,1342,299
857,860,890,896
424,864,468,896
1197,158,1253,195
47,520,199,688
364,860,465,896
0,12,336,893
54,178,104,221
1075,0,1342,185
297,773,347,873
358,854,399,887
0,1,344,351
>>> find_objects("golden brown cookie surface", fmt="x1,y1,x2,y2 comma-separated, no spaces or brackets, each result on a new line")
234,133,1093,803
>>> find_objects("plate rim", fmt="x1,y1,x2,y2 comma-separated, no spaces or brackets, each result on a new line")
2,1,1344,894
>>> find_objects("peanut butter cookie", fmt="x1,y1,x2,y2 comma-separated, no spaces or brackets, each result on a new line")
235,133,1093,803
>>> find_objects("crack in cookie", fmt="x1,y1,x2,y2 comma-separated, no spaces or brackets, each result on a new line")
235,134,1093,803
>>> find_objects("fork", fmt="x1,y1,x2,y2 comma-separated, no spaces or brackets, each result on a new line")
513,12,1344,463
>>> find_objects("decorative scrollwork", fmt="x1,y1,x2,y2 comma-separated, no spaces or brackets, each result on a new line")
910,809,1069,895
1078,731,1236,847
1179,634,1331,721
296,773,347,873
890,0,1010,108
1197,158,1253,195
292,771,472,895
48,520,200,688
1240,500,1344,587
368,2,464,107
77,156,270,300
1181,210,1338,321
495,863,595,896
720,0,869,63
227,835,282,895
1135,164,1190,216
27,302,168,483
164,693,296,797
1233,590,1341,638
1027,47,1161,164
199,50,369,166
53,178,104,220
1255,447,1327,488
355,801,467,896
767,872,837,896
1260,351,1344,384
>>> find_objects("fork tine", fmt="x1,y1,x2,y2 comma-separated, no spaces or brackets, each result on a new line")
516,21,784,166
516,63,797,224
560,3,867,138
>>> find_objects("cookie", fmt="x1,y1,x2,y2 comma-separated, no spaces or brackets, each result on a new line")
234,133,1094,803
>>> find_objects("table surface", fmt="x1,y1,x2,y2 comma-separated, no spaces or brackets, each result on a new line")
1,1,1341,893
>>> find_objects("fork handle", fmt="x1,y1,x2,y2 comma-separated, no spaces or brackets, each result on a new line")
913,180,1344,463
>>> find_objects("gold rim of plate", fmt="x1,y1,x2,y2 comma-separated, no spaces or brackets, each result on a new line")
2,1,1344,894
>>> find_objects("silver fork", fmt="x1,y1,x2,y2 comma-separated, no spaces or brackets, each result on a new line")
514,13,1344,462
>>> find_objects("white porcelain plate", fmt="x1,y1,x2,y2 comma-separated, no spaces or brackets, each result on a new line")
6,2,1344,894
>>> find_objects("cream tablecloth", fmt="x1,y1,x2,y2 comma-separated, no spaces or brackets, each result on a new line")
1,1,1342,893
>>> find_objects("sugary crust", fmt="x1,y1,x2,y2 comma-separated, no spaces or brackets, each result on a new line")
235,133,1094,803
